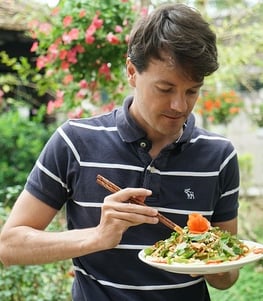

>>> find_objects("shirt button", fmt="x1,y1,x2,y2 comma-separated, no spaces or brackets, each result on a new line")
140,141,147,148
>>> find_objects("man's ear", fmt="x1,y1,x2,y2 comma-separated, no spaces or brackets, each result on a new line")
126,57,136,87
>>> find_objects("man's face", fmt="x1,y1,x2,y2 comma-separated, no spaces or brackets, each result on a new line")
127,57,203,142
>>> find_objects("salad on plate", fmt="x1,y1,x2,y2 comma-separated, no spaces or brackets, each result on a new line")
143,213,254,265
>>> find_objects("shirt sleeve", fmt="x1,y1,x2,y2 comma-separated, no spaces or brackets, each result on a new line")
212,142,240,222
25,121,78,210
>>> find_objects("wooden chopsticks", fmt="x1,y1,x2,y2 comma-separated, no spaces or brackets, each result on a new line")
96,174,183,234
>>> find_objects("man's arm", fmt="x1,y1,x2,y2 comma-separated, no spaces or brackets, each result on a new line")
0,190,102,265
0,188,158,266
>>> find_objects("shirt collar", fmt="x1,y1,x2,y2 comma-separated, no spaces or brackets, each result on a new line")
116,96,146,142
116,95,196,145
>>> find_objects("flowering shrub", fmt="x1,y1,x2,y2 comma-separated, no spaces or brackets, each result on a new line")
197,90,243,126
29,0,143,118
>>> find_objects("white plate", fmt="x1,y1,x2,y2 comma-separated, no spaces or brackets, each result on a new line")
138,240,263,275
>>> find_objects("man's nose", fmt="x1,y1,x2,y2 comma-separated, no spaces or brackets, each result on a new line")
170,93,187,112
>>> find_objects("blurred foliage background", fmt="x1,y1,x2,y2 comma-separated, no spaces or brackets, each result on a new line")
0,0,262,300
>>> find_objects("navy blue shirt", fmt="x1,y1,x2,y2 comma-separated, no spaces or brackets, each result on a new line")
26,96,239,301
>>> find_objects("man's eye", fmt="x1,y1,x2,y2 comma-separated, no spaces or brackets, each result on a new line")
187,90,199,95
157,87,172,93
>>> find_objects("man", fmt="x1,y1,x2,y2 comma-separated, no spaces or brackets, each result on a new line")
0,3,240,300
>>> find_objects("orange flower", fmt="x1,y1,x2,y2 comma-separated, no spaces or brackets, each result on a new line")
203,99,214,112
229,107,240,114
187,213,210,234
196,90,243,125
214,99,221,108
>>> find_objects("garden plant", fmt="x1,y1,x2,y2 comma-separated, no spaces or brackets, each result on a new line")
28,0,141,117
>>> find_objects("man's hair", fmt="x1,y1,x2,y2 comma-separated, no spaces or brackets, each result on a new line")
127,3,218,82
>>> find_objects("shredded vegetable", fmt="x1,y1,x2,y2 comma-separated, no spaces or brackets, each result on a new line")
144,214,249,264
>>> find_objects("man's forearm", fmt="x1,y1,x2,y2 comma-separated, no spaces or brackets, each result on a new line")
0,226,101,266
205,269,239,290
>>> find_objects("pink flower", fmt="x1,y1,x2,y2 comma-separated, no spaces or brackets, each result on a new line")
54,97,63,109
61,61,70,70
86,24,96,36
56,90,65,99
115,25,123,33
85,24,97,44
62,32,72,44
36,55,48,69
92,14,103,29
36,53,56,68
84,14,103,44
79,80,89,89
47,91,64,114
73,44,85,54
79,10,86,18
63,74,73,85
47,100,55,115
140,7,148,17
85,35,95,44
99,63,111,80
30,41,38,52
38,22,52,35
76,89,88,99
67,49,78,64
63,15,73,27
62,28,79,44
48,43,59,59
59,49,68,60
68,107,84,119
69,28,79,40
106,33,120,45
101,102,115,112
85,27,96,44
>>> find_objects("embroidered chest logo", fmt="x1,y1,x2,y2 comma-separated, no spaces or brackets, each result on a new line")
184,188,195,200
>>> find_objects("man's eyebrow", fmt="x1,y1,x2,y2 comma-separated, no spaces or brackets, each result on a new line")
191,83,204,88
155,80,204,88
154,80,176,87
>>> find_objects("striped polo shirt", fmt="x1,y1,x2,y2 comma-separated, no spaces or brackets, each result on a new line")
26,96,239,301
